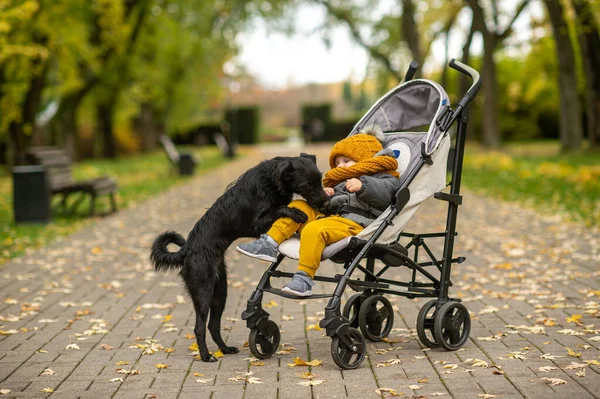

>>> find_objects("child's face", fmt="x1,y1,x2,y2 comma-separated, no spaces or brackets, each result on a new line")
334,155,357,168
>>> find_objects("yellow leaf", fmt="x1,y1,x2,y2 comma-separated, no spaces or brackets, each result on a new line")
585,360,600,366
91,247,103,255
193,373,204,377
188,343,199,352
287,357,322,367
299,372,316,379
566,315,583,324
163,315,172,323
165,348,174,353
264,300,279,308
40,388,54,393
417,378,429,383
116,361,129,366
566,347,582,357
213,350,224,358
251,361,265,366
306,324,322,331
155,363,168,369
375,387,404,396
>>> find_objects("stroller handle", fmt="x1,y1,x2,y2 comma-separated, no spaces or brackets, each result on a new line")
449,59,481,108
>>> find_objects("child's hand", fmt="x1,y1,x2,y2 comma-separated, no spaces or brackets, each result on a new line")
345,178,362,193
324,187,335,196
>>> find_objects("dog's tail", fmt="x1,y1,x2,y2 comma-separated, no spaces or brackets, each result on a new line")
151,231,187,272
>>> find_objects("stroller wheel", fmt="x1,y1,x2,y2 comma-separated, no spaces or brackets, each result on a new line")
330,327,366,370
358,295,394,342
416,300,440,348
342,294,362,328
248,320,280,359
433,301,471,351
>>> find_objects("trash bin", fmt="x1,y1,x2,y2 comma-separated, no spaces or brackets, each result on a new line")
12,165,51,224
178,153,196,176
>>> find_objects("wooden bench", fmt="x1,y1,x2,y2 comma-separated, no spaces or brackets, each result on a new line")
158,135,198,176
27,147,118,216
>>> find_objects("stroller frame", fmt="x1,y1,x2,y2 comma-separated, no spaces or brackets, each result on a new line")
242,59,481,369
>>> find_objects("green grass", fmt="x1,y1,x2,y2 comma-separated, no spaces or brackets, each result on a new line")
461,141,600,227
0,145,233,265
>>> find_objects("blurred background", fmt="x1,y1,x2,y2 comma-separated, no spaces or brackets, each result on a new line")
0,0,599,261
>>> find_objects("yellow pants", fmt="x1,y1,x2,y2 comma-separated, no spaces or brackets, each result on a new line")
267,200,364,278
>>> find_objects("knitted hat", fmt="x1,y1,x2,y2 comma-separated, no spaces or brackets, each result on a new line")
329,124,385,169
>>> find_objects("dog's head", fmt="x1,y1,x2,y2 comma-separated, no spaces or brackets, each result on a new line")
274,153,328,208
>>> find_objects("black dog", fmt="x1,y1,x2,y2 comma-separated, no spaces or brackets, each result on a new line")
150,153,328,362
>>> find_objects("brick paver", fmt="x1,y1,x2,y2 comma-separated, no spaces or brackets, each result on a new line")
1,143,599,399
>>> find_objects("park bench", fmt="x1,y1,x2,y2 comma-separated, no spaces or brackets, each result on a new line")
158,134,198,176
26,147,118,217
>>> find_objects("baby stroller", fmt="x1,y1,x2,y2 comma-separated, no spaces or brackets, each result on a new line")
241,59,481,370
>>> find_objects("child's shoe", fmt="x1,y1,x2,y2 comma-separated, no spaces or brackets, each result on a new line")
281,271,314,297
235,234,278,262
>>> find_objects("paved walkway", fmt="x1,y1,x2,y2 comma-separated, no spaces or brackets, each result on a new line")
1,143,599,399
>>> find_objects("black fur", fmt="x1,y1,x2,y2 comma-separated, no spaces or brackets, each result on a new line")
150,153,328,362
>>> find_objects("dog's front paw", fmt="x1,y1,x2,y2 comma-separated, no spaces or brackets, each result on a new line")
200,353,219,362
288,209,308,224
220,346,239,354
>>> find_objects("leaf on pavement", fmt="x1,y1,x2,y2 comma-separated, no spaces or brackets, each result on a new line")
542,377,567,386
375,388,404,396
65,343,80,350
298,379,324,386
566,347,581,357
287,357,322,367
40,368,55,376
155,363,168,369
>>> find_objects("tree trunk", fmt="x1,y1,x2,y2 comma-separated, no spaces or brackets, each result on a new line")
401,0,422,66
573,0,600,149
134,102,161,152
7,57,49,165
481,33,501,148
544,0,583,152
97,102,117,159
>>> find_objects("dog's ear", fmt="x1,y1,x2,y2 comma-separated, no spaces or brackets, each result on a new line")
300,153,317,164
273,159,293,191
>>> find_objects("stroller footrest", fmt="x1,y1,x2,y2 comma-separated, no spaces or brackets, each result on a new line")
262,287,333,300
346,278,389,291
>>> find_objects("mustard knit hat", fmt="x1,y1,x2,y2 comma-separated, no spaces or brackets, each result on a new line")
329,125,385,169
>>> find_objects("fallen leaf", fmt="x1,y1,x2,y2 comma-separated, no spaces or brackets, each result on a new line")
162,315,172,323
0,389,11,395
375,388,404,396
538,366,558,372
247,377,263,384
100,344,113,351
193,373,204,377
213,349,224,358
264,300,278,308
116,368,140,375
298,379,324,386
542,377,567,386
65,343,80,350
566,347,581,358
566,314,583,324
540,353,563,360
287,357,322,367
431,393,447,396
155,363,168,369
576,368,586,378
40,368,55,376
477,395,496,399
409,384,421,390
417,378,429,383
188,343,198,352
40,387,54,393
109,378,123,383
299,372,316,379
564,362,587,370
195,378,213,383
116,361,130,366
306,324,322,331
585,360,600,366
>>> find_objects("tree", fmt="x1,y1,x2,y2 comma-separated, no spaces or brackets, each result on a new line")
543,0,583,152
316,0,463,83
465,0,530,148
573,0,600,150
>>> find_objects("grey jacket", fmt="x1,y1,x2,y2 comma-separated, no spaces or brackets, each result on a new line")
322,172,401,227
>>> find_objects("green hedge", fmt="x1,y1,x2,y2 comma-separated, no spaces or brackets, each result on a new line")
225,107,260,145
301,104,332,142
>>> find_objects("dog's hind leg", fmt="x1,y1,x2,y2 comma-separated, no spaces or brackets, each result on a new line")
209,274,239,355
190,289,217,362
